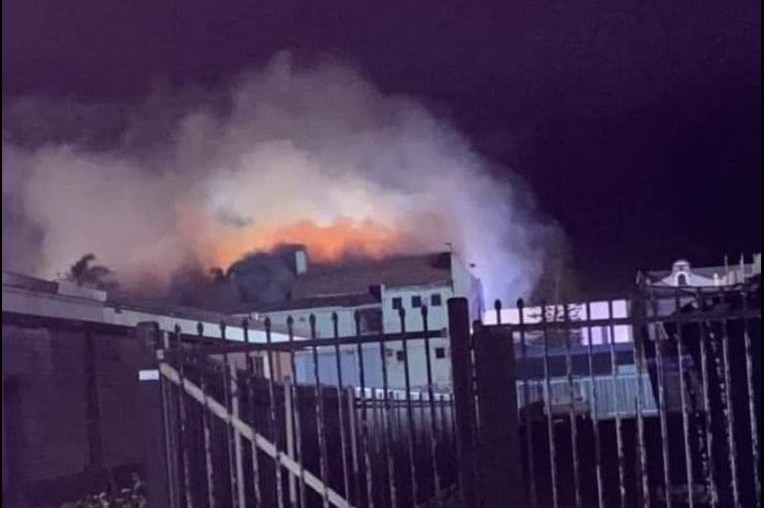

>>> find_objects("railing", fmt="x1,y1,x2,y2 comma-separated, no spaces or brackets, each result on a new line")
460,279,761,508
154,278,761,508
156,308,458,508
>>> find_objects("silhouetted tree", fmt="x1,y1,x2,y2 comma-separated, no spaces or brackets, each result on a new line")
66,254,118,290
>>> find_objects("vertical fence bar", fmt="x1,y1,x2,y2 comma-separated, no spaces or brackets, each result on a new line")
286,317,307,508
377,316,398,508
741,286,761,506
648,289,674,508
516,299,538,507
673,289,695,508
541,303,560,508
607,300,627,508
694,289,717,507
264,318,286,508
563,302,582,508
173,325,194,508
309,315,331,508
354,311,374,508
220,323,241,508
196,323,217,508
632,282,651,508
438,392,451,491
347,385,361,506
398,307,419,507
717,286,740,508
584,302,605,508
422,306,443,506
331,313,353,505
159,331,179,508
448,297,479,508
242,319,262,508
285,375,296,505
199,362,218,507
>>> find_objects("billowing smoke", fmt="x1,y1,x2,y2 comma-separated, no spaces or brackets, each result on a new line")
2,53,558,301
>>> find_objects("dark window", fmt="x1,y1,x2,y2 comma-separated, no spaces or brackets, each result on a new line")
435,347,447,359
386,348,395,358
412,295,422,307
677,273,688,286
358,308,382,334
396,351,405,362
392,297,403,310
431,294,442,306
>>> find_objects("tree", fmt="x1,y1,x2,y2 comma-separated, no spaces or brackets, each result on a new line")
66,254,118,290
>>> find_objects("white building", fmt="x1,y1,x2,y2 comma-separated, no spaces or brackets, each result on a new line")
483,299,633,344
646,253,761,288
236,250,484,390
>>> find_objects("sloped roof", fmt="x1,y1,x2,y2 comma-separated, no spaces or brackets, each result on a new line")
250,293,380,312
647,264,749,284
292,252,453,298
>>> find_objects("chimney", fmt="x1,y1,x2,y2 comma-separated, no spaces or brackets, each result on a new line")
294,249,309,275
369,284,384,300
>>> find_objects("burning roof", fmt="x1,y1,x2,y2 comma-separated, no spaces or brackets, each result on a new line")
290,252,453,298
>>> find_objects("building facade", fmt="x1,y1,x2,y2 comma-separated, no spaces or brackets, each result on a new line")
237,250,484,390
646,253,761,288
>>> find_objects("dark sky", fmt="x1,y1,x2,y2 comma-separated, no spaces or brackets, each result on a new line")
3,0,761,294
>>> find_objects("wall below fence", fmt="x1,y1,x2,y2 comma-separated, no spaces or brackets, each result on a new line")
2,320,163,508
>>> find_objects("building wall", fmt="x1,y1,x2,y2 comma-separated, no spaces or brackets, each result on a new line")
2,322,161,507
380,284,452,389
484,300,633,344
257,253,482,390
262,304,377,339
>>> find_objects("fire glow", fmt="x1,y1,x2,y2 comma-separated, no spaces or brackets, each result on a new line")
3,54,553,299
209,217,405,268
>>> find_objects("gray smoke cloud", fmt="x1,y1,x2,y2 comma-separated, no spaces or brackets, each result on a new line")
2,53,559,301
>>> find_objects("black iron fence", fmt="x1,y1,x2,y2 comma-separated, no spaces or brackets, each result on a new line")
457,277,761,508
155,276,760,508
157,308,458,508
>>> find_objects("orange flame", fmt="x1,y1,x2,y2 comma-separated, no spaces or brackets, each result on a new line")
208,217,405,269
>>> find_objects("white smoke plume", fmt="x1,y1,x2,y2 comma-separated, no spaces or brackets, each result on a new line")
2,53,557,301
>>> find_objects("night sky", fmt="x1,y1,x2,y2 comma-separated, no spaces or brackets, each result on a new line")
3,0,761,294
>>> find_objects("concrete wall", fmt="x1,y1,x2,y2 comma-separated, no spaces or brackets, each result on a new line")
2,321,163,507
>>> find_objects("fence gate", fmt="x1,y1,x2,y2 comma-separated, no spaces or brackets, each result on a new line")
156,308,460,508
449,278,761,508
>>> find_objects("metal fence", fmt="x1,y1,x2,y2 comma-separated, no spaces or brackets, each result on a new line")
157,308,458,508
460,277,761,508
155,276,760,508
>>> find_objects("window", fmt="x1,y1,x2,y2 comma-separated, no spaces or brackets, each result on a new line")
676,273,688,286
396,350,406,362
392,297,403,310
431,293,442,307
435,347,447,359
358,308,382,334
411,295,422,307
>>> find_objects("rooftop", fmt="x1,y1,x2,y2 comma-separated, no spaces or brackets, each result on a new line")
290,251,453,299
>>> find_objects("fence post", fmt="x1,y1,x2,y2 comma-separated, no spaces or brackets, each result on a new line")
284,376,297,505
136,322,173,508
472,323,526,508
448,297,479,508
